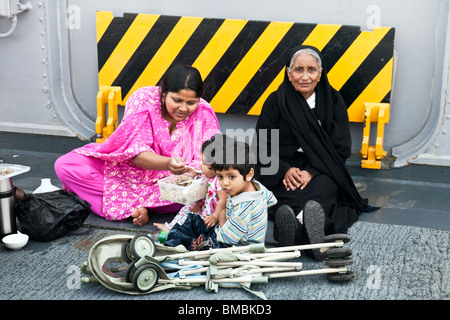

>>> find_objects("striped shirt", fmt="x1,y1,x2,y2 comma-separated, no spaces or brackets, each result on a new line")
216,180,277,246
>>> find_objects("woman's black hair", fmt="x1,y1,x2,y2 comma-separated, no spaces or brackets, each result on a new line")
159,65,203,99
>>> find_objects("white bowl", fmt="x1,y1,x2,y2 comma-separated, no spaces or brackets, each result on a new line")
2,233,29,250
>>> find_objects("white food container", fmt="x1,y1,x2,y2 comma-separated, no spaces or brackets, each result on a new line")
158,174,209,205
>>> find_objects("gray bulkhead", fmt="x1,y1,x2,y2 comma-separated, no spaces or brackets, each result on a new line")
1,0,450,168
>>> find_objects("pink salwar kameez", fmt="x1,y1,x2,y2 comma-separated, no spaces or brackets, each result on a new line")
55,86,220,221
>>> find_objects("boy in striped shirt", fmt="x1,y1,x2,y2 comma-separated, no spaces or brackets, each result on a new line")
164,138,277,250
213,141,277,246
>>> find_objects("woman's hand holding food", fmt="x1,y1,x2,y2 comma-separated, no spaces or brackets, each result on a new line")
168,156,190,175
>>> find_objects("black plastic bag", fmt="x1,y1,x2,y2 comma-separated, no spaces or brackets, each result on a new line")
15,190,91,241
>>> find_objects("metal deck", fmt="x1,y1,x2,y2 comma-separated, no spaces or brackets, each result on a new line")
1,133,449,302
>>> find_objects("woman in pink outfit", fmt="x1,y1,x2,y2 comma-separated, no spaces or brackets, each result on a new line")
55,65,220,226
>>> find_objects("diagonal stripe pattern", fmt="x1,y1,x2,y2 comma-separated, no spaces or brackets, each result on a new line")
96,12,395,117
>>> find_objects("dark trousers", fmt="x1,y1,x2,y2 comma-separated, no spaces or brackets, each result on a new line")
165,213,226,250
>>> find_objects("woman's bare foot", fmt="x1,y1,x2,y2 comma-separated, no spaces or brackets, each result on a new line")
153,222,169,232
132,207,149,226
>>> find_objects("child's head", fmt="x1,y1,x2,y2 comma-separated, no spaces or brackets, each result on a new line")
200,136,216,179
205,136,256,196
200,134,223,179
200,155,216,179
212,139,255,178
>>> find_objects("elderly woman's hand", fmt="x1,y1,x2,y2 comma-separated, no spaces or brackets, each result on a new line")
283,167,313,191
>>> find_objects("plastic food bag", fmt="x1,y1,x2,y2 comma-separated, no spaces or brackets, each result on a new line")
15,190,91,241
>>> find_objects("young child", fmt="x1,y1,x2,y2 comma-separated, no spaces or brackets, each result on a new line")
164,138,277,250
154,134,227,232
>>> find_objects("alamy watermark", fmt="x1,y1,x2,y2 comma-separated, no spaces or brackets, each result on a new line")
66,265,81,290
366,265,382,290
171,127,280,175
366,5,381,30
67,5,81,30
201,128,280,175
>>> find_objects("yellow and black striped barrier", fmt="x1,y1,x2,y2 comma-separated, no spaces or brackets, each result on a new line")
96,11,395,168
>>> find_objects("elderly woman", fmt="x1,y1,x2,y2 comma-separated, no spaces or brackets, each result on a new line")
254,45,374,260
55,65,220,226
